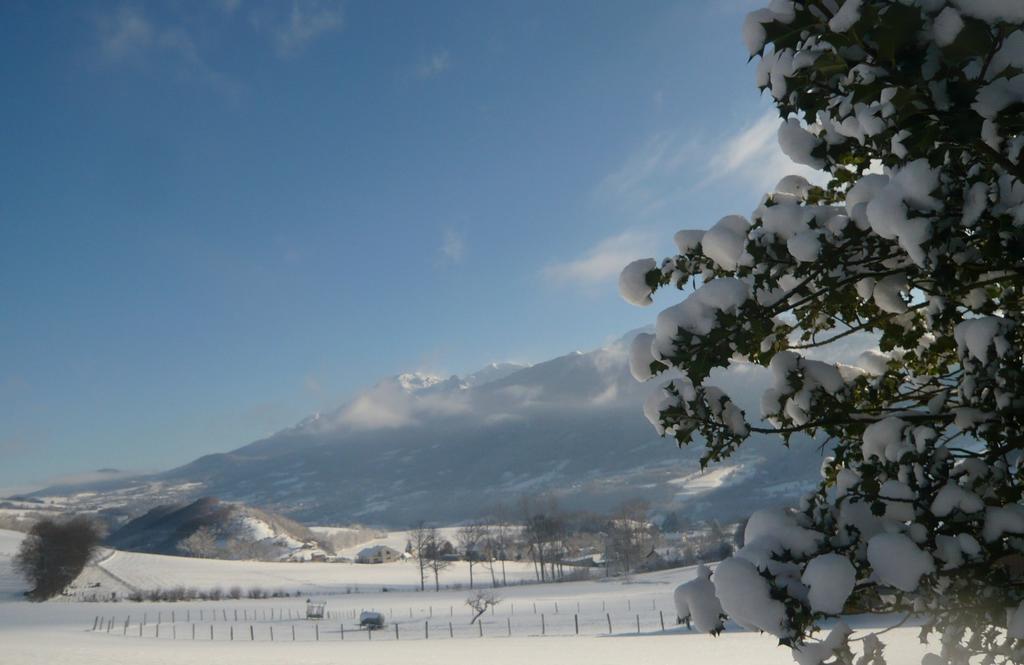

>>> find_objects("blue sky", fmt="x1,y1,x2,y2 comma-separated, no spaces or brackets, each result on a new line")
0,0,806,493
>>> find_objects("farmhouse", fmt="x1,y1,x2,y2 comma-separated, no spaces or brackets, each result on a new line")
356,545,402,564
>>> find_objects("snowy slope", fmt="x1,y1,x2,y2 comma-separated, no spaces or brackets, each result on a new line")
106,497,331,561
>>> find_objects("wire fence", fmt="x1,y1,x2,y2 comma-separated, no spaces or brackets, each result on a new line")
87,598,675,642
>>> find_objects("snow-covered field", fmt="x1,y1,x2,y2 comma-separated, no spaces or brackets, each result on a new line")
0,530,935,664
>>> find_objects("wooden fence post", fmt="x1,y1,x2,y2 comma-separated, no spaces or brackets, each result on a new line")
229,626,233,641
636,614,640,634
541,614,545,635
507,617,511,636
449,621,453,638
139,623,143,637
660,610,665,631
606,613,612,634
156,624,160,639
479,620,483,638
341,624,344,640
574,614,579,635
315,623,319,641
554,601,558,614
395,623,399,640
192,624,196,640
270,626,274,641
292,625,295,641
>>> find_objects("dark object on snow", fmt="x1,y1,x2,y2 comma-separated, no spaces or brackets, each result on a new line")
359,611,386,629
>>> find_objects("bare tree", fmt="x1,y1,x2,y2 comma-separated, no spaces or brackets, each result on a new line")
488,502,518,586
465,589,501,624
424,528,451,592
409,521,431,592
603,499,657,579
456,523,486,590
15,516,102,601
178,526,220,558
520,496,565,582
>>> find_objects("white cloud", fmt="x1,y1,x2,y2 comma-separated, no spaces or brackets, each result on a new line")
440,228,464,263
335,381,469,431
702,111,828,192
274,0,344,57
543,230,656,285
416,51,451,79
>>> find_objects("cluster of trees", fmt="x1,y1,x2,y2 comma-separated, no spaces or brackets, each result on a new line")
14,516,102,601
409,498,741,590
409,521,518,591
177,526,285,561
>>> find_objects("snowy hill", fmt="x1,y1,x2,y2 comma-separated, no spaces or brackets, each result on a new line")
27,330,827,526
104,497,331,561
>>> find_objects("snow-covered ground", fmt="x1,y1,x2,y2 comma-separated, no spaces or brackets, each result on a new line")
0,530,936,664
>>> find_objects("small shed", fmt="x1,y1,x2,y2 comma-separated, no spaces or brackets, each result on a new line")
306,599,326,620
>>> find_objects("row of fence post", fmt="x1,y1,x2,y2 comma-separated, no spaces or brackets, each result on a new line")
93,610,670,640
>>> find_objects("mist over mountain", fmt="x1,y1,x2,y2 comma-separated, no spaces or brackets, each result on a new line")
28,330,828,527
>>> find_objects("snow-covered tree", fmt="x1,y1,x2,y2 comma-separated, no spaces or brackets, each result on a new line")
620,2,1024,663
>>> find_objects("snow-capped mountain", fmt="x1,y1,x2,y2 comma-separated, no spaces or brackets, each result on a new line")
27,330,827,527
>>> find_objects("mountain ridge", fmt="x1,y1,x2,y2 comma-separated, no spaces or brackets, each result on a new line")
24,329,826,528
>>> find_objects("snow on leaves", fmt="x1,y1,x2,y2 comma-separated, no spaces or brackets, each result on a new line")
618,1,1024,663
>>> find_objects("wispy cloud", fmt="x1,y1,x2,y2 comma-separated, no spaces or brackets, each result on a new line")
597,132,698,220
98,7,155,61
96,7,240,97
543,230,656,286
440,228,465,263
701,111,826,192
274,0,345,57
599,111,827,222
416,50,451,79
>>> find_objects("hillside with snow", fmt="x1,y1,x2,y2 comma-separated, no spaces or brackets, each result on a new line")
105,497,331,561
26,331,830,526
